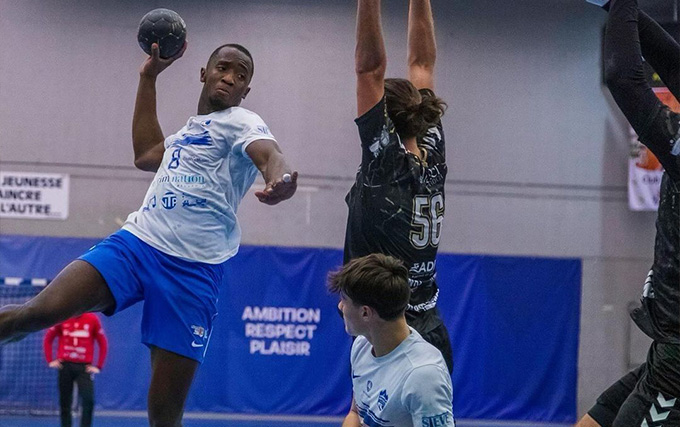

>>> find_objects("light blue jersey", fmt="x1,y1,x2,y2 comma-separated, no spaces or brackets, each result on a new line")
123,107,276,263
351,328,455,427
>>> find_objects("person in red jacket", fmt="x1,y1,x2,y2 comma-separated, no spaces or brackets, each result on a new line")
43,313,108,427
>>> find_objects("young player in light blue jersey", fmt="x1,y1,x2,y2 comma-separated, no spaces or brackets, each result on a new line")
329,254,455,427
0,41,297,426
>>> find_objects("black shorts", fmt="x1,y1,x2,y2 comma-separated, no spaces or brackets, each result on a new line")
588,342,680,426
418,321,453,375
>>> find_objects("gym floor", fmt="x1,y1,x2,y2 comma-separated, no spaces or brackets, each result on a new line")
0,412,572,427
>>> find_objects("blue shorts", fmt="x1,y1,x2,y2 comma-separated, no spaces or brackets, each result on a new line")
79,230,226,363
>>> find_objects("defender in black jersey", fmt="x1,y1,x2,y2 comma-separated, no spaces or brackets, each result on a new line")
346,0,452,373
578,1,680,426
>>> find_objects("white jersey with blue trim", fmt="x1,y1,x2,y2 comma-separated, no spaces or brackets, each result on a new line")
351,327,455,427
122,106,276,264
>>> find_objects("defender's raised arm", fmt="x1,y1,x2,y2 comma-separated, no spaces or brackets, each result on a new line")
407,0,436,91
355,0,387,117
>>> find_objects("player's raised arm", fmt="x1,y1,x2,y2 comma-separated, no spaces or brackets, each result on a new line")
595,2,680,100
132,42,186,172
636,11,680,101
603,0,680,178
407,0,436,91
356,0,387,117
246,140,298,205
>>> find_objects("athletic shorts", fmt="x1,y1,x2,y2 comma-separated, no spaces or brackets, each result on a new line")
79,230,227,363
418,320,454,375
588,342,680,426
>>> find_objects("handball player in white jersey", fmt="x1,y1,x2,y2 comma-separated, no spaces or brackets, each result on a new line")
329,254,454,427
0,41,297,426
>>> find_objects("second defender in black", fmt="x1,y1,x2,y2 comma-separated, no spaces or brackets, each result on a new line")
578,0,680,426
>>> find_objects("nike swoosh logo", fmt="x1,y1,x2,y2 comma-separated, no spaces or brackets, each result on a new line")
191,342,204,348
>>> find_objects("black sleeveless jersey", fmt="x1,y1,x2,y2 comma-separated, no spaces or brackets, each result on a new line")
631,106,680,343
344,89,447,333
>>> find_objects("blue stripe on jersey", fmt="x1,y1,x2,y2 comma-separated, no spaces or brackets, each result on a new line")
171,131,212,146
357,401,393,427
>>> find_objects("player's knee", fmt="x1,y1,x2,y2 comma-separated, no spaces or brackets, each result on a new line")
0,304,21,318
0,305,22,337
10,303,43,331
0,303,49,344
17,300,68,334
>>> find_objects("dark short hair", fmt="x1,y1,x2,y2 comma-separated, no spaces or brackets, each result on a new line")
384,78,447,140
328,254,410,321
207,43,254,79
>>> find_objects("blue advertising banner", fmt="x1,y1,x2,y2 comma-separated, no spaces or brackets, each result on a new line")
438,254,581,423
0,234,580,422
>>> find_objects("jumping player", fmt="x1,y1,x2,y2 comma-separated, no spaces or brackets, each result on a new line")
345,0,452,373
330,254,455,427
578,1,680,425
44,313,108,427
0,41,297,426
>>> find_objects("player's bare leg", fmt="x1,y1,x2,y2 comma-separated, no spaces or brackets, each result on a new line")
147,346,199,427
0,260,115,343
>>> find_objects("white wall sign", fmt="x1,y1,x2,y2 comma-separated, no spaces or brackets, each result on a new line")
0,172,70,220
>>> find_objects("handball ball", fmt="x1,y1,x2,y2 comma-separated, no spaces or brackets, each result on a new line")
137,8,186,59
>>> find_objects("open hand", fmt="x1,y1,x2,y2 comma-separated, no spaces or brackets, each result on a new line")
139,41,187,78
255,171,298,205
48,360,63,370
85,365,100,375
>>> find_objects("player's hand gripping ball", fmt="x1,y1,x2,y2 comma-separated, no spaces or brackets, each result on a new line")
137,8,187,59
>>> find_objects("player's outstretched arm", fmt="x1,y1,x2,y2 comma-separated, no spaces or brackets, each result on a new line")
407,0,436,91
356,0,387,117
246,140,298,205
342,398,361,427
132,42,186,172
